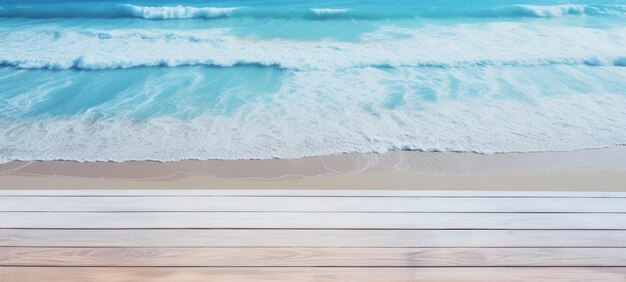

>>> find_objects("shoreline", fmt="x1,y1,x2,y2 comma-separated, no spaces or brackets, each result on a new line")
1,147,625,190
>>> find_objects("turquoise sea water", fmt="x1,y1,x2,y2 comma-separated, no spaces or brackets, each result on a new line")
1,0,626,161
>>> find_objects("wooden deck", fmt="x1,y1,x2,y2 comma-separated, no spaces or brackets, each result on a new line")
1,190,626,281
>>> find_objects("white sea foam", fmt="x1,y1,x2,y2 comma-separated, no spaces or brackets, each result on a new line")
119,4,240,19
0,23,625,70
1,65,626,162
310,8,349,15
513,4,585,17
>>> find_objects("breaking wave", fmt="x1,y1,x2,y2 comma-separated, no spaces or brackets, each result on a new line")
0,4,625,20
1,24,625,71
120,5,240,19
310,8,350,15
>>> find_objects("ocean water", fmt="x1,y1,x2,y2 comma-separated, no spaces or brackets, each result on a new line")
1,0,626,161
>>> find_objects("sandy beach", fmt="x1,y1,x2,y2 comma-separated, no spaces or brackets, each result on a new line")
2,147,625,190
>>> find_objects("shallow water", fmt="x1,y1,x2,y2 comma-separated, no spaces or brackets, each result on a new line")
1,0,625,161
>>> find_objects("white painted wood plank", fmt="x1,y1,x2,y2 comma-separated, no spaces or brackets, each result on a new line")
4,230,625,247
3,247,626,267
2,267,626,282
1,189,624,198
3,196,625,212
2,212,625,229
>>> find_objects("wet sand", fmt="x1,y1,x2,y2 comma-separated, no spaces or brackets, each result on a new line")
1,147,625,190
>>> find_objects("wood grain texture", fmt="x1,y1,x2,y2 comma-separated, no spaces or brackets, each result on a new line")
2,189,625,197
2,267,626,282
4,229,625,247
3,247,626,267
3,196,626,212
4,190,626,281
2,212,626,229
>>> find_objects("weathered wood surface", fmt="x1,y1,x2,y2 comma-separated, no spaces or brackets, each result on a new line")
3,196,626,212
3,247,626,267
2,212,625,229
2,267,626,282
2,189,625,281
3,229,625,247
2,189,625,197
